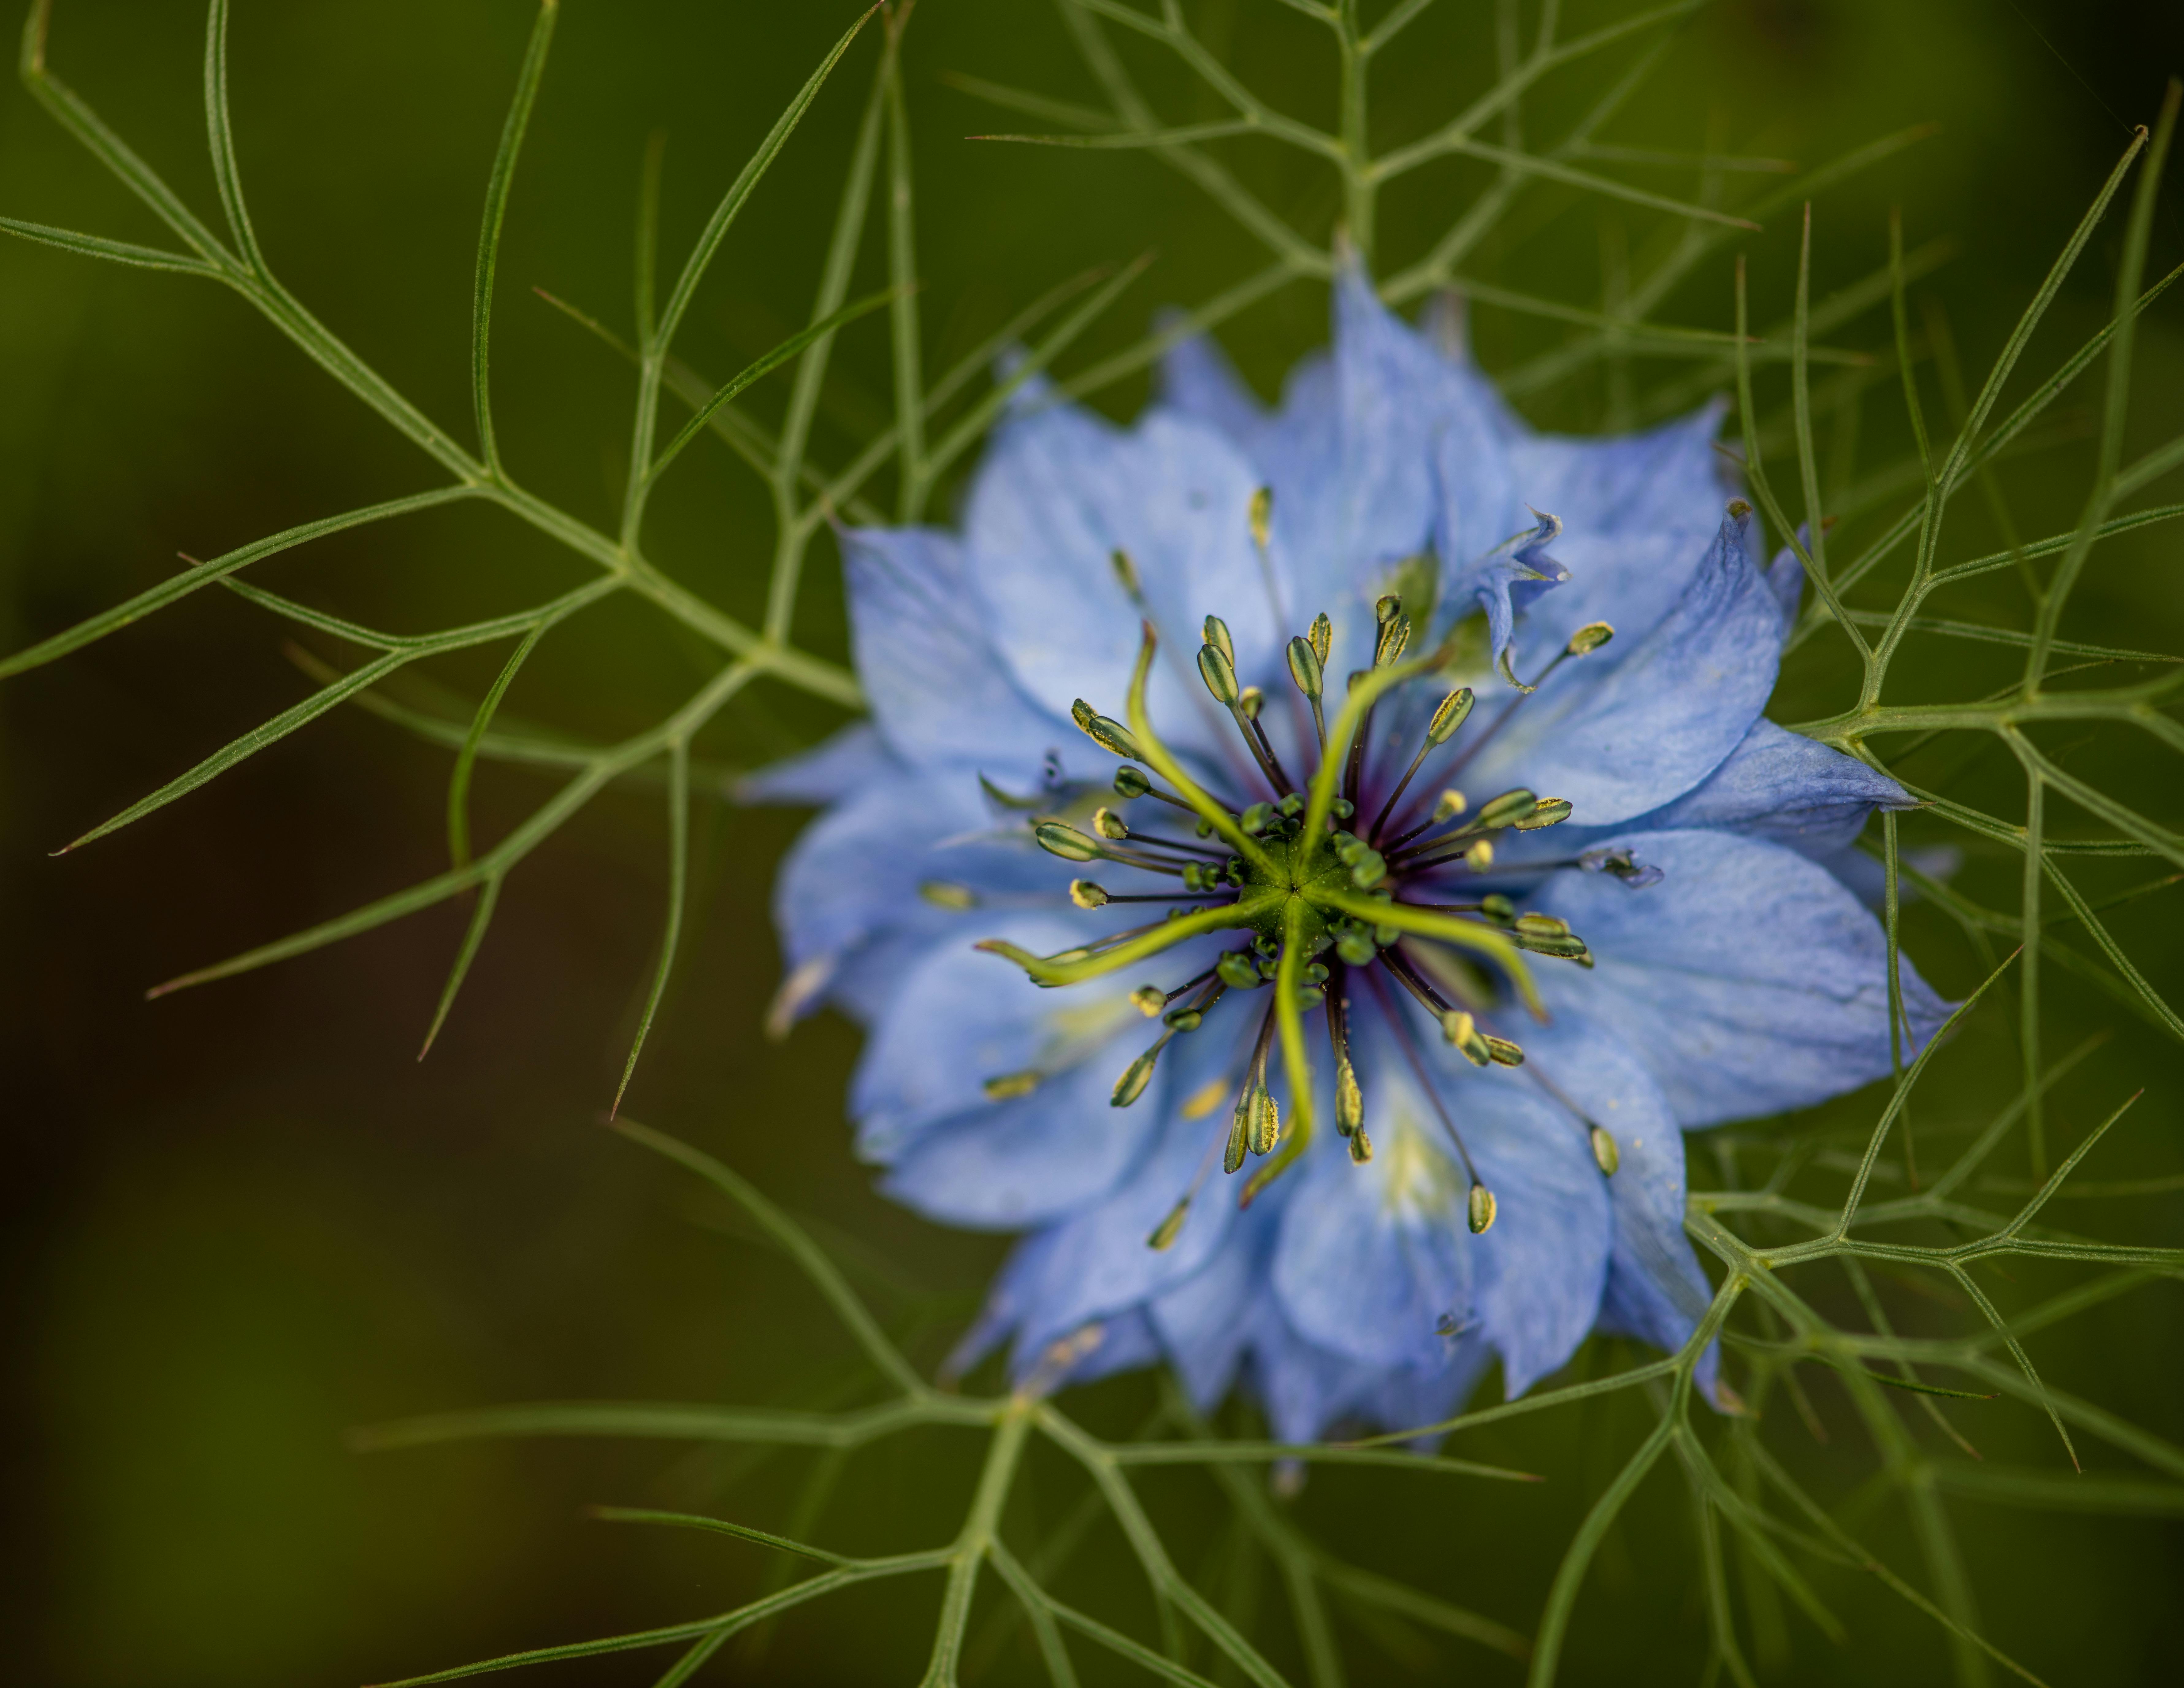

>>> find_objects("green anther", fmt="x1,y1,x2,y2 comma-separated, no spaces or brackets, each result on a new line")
1426,687,1475,745
1331,797,1355,820
1224,1095,1251,1174
1196,817,1216,837
1253,934,1279,957
1248,487,1273,551
1335,930,1375,966
1373,922,1399,947
1335,1055,1362,1135
1240,801,1273,833
1256,953,1280,980
1515,798,1573,831
1217,952,1262,990
1348,1126,1373,1164
1375,594,1402,625
1517,933,1593,962
1034,822,1101,862
1350,847,1387,889
1567,620,1614,656
1203,614,1235,666
984,1070,1042,1100
1286,635,1324,700
1432,789,1467,823
1514,913,1570,938
1111,1046,1160,1107
1441,1010,1491,1067
1093,806,1129,841
1069,879,1109,909
1309,612,1333,667
1303,962,1329,985
1197,641,1240,705
1239,685,1264,720
1279,793,1305,817
1147,1198,1191,1251
1482,1035,1524,1067
919,881,979,910
1111,548,1142,597
1480,894,1516,920
1467,1182,1497,1234
1251,1088,1280,1156
1474,788,1538,830
1130,984,1165,1017
1113,765,1152,799
1070,699,1143,760
1374,611,1412,668
1163,1007,1203,1032
1590,1127,1621,1176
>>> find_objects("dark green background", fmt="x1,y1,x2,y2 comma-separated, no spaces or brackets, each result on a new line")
4,2,2182,1683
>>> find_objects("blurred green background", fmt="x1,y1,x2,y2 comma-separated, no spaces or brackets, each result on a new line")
4,1,2182,1683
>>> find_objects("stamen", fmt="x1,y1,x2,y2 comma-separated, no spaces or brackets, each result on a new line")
919,881,981,909
1446,620,1614,778
1365,969,1495,1232
1197,626,1293,796
1110,976,1223,1108
1223,1004,1280,1173
1520,1060,1622,1177
1070,698,1143,761
1326,976,1367,1158
1034,820,1191,877
1286,633,1328,752
1369,686,1474,840
984,1070,1042,1099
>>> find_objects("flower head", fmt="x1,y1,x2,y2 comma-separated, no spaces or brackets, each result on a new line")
752,266,1948,1441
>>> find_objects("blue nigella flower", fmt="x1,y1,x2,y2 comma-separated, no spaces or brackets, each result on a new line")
749,265,1949,1442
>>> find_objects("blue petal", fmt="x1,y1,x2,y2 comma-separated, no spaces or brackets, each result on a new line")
1469,503,1781,825
1595,717,1912,859
850,913,1156,1156
838,525,1066,777
964,397,1280,777
1150,1210,1273,1411
771,773,1068,1025
1534,828,1954,1126
1501,400,1733,655
737,722,893,806
1154,310,1269,445
1767,536,1805,627
961,1018,1257,1359
1511,1011,1720,1399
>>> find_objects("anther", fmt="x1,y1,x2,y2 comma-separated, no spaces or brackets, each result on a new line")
1590,1126,1621,1176
1467,1182,1498,1234
1248,487,1273,551
1464,839,1494,871
1474,788,1537,831
1111,1049,1159,1107
1130,984,1165,1017
1250,1088,1280,1156
1203,615,1235,667
1070,699,1143,760
1374,607,1411,668
1111,548,1142,598
1308,612,1332,668
920,881,980,909
1113,765,1151,799
1093,807,1129,841
1515,798,1572,830
1238,685,1264,721
1286,635,1324,700
1441,1010,1492,1067
1216,952,1263,990
1069,879,1109,908
985,1070,1042,1100
1428,687,1475,745
1348,1126,1373,1164
1568,621,1614,656
1482,1035,1524,1066
1147,1197,1191,1251
1434,790,1466,823
1035,822,1101,862
1196,640,1241,706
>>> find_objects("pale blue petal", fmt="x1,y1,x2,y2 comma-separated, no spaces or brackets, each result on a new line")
1513,1011,1719,1399
1767,536,1806,627
1150,1213,1271,1412
851,913,1153,1156
1469,504,1781,825
737,722,893,806
838,525,1066,777
1534,828,1954,1126
1500,400,1733,654
1154,311,1268,444
771,773,1067,1022
882,1048,1163,1230
1597,718,1911,859
964,397,1280,777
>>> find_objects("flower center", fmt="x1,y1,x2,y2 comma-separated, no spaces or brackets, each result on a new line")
974,545,1627,1247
